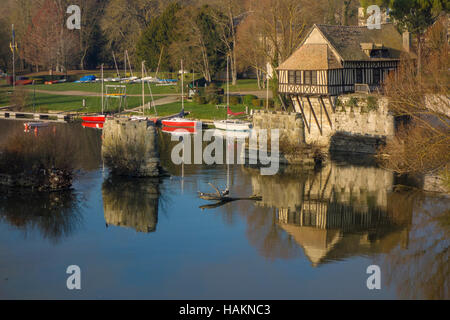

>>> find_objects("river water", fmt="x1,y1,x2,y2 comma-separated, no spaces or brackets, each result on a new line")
0,120,448,300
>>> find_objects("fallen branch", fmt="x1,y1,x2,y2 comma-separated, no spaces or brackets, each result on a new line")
198,183,262,210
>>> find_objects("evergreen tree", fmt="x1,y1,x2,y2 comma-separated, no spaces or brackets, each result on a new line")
136,2,180,72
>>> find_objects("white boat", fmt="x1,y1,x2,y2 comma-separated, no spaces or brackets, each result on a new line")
214,56,252,132
130,116,148,121
214,119,252,131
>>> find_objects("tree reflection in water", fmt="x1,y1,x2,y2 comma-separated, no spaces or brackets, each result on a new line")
382,191,449,300
102,177,162,233
0,189,82,243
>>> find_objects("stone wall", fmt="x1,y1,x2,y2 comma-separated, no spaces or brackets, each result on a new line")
276,95,395,154
102,119,160,177
252,111,305,144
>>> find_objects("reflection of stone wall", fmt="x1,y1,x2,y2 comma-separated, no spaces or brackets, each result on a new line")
102,119,160,177
102,178,160,233
244,166,308,211
247,163,394,214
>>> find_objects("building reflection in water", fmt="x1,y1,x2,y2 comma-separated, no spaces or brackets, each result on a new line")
102,177,161,233
0,189,82,243
244,163,412,267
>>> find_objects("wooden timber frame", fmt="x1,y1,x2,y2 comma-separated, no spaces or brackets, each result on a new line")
288,94,336,135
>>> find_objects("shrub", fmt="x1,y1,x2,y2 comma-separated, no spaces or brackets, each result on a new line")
346,97,358,109
366,96,378,112
206,94,221,105
193,95,207,105
229,96,240,105
0,126,77,190
243,95,258,106
252,99,262,107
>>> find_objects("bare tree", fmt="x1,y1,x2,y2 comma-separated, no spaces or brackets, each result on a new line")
379,18,450,176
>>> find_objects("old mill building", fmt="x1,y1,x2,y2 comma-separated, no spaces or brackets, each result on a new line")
275,23,413,142
277,23,412,109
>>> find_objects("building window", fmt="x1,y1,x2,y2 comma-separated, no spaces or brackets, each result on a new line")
355,69,363,83
288,70,302,84
295,71,301,84
304,71,317,85
288,71,295,84
304,71,311,84
311,71,317,85
373,69,381,84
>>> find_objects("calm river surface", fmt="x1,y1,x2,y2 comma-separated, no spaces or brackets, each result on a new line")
0,119,448,300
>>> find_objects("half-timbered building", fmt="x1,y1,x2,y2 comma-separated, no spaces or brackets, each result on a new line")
277,23,412,138
278,23,410,98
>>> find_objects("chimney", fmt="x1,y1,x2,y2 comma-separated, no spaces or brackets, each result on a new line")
402,31,411,53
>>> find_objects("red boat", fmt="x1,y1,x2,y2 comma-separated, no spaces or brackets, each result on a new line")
82,115,106,123
161,118,202,128
82,122,104,129
162,126,197,134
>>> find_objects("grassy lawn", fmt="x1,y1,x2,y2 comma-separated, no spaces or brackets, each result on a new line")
31,82,180,95
218,79,262,92
1,91,162,113
148,101,263,120
0,80,10,107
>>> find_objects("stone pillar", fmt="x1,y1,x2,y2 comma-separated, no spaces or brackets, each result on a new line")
102,119,160,177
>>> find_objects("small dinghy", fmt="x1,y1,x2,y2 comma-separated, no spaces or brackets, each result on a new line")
161,118,202,128
214,119,252,131
82,115,106,123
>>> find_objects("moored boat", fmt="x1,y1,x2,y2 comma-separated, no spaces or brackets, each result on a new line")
214,119,252,131
161,118,202,128
162,126,197,135
82,115,106,123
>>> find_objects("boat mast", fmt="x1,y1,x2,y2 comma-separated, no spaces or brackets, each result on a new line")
181,59,184,115
101,64,104,115
142,61,145,115
226,55,230,190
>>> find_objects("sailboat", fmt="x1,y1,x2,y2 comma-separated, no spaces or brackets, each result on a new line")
131,61,158,122
214,56,252,132
82,64,108,126
161,60,202,129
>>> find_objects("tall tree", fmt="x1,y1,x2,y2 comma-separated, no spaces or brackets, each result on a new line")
21,0,78,73
136,2,180,72
236,14,268,89
389,0,449,73
209,0,246,85
170,4,227,82
101,0,165,66
76,0,107,70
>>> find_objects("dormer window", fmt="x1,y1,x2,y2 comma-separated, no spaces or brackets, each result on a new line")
360,43,389,58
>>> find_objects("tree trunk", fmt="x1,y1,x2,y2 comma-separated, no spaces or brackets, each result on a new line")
256,68,261,89
417,33,422,79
